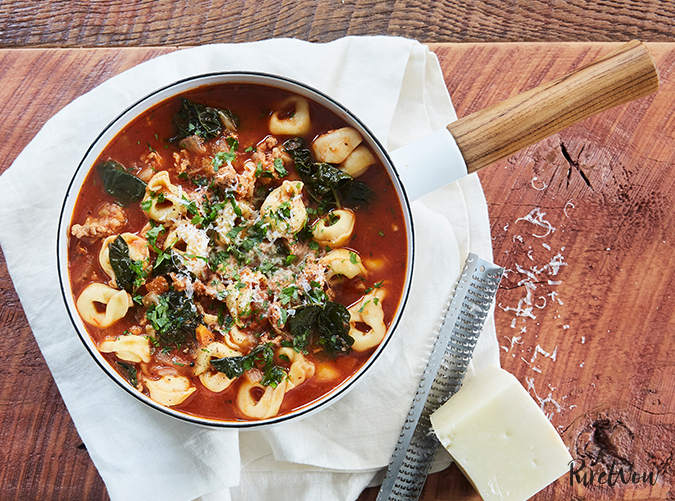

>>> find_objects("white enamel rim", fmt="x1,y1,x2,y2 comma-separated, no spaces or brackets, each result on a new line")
57,72,415,429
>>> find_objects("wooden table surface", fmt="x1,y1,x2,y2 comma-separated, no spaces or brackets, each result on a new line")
1,2,674,501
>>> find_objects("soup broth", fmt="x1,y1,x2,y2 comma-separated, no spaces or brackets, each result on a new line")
67,82,408,422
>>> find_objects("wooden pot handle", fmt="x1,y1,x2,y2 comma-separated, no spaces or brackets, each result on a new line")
446,40,660,174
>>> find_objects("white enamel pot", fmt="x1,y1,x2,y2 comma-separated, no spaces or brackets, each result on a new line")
57,71,416,429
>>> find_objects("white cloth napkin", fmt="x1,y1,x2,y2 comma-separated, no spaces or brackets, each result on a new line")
0,37,498,501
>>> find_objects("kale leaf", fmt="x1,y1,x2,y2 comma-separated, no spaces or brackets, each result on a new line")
107,235,148,294
108,235,135,292
284,138,373,209
286,301,353,356
286,304,321,352
211,343,286,388
97,160,147,206
343,180,375,207
116,361,139,387
210,351,252,380
316,301,353,356
306,162,352,202
146,290,202,347
171,98,239,142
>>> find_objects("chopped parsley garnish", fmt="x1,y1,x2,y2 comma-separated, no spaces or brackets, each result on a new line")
227,194,243,217
279,285,300,306
273,157,288,177
145,222,179,272
364,280,384,294
182,196,199,216
213,149,236,171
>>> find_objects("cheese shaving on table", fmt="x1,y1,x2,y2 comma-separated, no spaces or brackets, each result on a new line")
515,207,556,238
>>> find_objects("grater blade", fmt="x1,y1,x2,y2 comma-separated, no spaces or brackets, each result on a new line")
376,253,504,501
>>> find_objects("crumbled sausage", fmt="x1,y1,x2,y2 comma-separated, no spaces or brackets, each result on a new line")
128,325,143,336
145,276,169,295
213,162,238,190
141,150,164,172
71,203,127,241
251,136,290,181
179,135,206,155
173,151,190,176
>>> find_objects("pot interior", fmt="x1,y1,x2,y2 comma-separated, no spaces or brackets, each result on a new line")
57,72,414,428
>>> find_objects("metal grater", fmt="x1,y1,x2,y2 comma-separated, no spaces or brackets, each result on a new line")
376,253,504,501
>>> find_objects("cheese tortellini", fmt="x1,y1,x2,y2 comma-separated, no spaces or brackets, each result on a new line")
163,220,210,278
144,374,196,407
194,342,242,377
312,209,355,248
277,347,315,390
312,127,362,164
76,282,132,328
225,269,268,327
321,248,368,280
269,96,311,136
348,289,387,352
194,342,243,393
339,144,376,178
99,334,152,363
214,200,253,245
142,171,186,223
237,374,288,419
99,233,150,287
260,180,307,240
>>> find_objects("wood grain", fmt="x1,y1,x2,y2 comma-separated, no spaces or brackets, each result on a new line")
448,40,660,174
439,42,675,501
1,43,675,501
0,48,176,501
0,0,674,48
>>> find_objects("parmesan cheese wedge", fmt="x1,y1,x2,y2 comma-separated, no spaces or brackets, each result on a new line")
430,365,571,501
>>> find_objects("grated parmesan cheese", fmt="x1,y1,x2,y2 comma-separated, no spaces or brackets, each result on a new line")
515,208,556,238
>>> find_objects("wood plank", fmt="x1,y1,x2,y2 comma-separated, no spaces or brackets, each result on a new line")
441,42,675,500
365,43,675,501
0,0,674,48
0,48,177,174
1,43,674,500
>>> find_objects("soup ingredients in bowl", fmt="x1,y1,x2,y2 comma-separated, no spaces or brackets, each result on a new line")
66,82,409,422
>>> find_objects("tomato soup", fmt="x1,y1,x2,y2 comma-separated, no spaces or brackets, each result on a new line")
67,82,408,422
